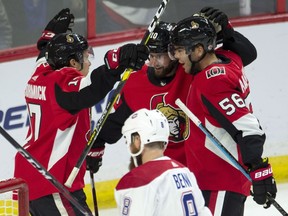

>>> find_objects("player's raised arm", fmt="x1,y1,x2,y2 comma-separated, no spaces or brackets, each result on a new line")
199,6,257,66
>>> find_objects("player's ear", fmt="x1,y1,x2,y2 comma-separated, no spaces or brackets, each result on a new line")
69,58,78,68
195,44,205,56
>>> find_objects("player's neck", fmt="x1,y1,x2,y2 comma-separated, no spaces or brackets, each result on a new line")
199,53,218,70
142,149,164,164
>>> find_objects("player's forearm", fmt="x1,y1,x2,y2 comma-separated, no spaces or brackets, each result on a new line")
238,133,266,166
222,31,257,66
54,65,120,114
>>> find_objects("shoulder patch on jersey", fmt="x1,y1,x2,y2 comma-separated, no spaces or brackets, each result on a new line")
31,75,39,81
206,66,226,79
171,161,179,167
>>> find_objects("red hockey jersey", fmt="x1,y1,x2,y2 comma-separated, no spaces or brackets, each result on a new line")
185,49,265,196
14,59,119,200
117,64,192,165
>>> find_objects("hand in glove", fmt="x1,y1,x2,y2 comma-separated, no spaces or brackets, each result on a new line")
199,7,234,40
249,158,277,208
86,145,105,174
37,8,75,50
104,43,149,71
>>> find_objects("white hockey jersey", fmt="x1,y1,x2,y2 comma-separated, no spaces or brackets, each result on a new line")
115,156,212,216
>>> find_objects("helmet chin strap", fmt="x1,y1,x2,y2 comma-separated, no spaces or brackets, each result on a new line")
128,137,144,168
129,155,143,170
132,156,139,167
77,54,85,71
188,50,207,75
78,61,84,71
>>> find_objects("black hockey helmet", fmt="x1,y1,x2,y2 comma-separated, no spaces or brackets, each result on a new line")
170,16,216,53
147,21,174,53
45,33,88,70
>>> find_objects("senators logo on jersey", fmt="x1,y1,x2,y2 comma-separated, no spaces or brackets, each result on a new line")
151,93,189,143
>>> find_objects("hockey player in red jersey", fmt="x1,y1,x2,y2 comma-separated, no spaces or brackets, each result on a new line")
169,7,277,216
86,8,261,178
115,108,212,216
86,21,192,172
13,8,149,216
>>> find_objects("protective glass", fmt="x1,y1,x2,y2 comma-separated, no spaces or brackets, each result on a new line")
82,46,94,63
87,46,94,61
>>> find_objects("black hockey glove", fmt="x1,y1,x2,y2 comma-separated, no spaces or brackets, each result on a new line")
86,145,105,174
200,7,234,41
248,158,277,209
104,43,149,71
37,8,74,50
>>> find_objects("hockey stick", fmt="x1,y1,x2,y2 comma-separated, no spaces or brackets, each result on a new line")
89,170,99,216
175,98,288,216
0,126,92,216
64,0,170,188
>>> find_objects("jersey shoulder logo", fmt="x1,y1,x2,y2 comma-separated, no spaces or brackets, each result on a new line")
206,66,226,79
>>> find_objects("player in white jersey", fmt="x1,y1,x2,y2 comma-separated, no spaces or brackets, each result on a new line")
115,108,212,216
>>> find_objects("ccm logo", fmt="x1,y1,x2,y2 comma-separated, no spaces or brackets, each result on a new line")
253,167,272,180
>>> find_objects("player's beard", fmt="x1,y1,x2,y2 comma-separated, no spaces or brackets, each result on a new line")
154,60,178,79
188,51,206,75
129,156,143,170
188,62,200,75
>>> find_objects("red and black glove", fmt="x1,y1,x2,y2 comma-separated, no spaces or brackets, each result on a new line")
200,7,234,41
104,43,149,71
86,145,105,174
37,8,74,50
249,158,277,208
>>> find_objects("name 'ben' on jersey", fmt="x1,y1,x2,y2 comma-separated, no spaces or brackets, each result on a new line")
173,172,192,189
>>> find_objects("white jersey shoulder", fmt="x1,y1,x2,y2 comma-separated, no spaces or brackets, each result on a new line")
115,156,212,216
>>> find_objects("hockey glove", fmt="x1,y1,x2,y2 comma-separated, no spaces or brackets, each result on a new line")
104,43,149,71
249,157,277,208
37,8,74,50
200,7,234,40
86,145,105,174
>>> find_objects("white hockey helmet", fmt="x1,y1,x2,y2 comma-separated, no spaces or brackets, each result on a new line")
122,108,170,157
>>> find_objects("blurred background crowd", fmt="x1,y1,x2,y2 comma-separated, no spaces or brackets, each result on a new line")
0,0,283,50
